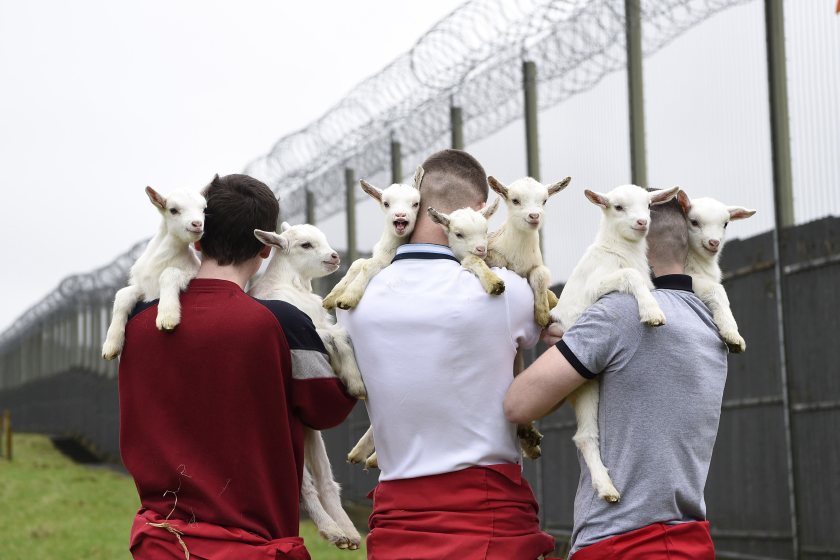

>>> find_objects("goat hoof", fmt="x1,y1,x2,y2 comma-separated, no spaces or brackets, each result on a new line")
724,333,746,353
489,281,505,295
603,493,621,503
641,311,666,327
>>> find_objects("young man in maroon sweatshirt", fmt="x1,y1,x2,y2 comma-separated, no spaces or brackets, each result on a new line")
118,174,356,560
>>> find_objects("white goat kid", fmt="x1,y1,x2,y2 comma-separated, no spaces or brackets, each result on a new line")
427,199,504,294
249,223,363,550
485,176,571,327
553,184,680,503
250,223,366,399
101,186,205,360
677,192,756,352
322,167,423,311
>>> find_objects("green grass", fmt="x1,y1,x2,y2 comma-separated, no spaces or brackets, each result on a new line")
0,433,366,560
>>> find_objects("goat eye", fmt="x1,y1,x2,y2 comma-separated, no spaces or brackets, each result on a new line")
542,199,547,205
512,199,520,205
383,201,390,208
690,219,699,227
412,202,419,208
723,222,729,229
455,233,464,239
301,242,313,249
614,205,624,212
169,208,180,215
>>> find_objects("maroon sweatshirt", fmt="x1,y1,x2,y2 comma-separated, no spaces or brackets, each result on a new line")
119,278,355,550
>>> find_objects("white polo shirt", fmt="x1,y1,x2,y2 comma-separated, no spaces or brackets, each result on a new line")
338,243,541,481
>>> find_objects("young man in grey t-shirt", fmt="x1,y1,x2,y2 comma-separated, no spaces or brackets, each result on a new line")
504,197,728,559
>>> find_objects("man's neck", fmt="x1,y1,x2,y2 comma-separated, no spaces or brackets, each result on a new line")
194,259,257,289
409,216,449,245
650,261,685,277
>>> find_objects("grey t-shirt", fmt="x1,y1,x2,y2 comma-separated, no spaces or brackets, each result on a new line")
559,276,728,555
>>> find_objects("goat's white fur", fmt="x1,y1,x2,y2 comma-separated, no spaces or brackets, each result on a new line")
250,222,362,550
485,176,571,327
101,186,206,360
323,167,423,310
250,223,366,399
678,192,755,352
427,199,504,295
553,184,680,503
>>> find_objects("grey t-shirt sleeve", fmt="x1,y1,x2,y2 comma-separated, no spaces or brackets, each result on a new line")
556,293,644,379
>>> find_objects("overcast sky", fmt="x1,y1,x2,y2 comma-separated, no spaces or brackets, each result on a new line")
0,0,464,331
1,1,837,334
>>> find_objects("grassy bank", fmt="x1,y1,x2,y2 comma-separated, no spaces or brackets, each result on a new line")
0,433,366,559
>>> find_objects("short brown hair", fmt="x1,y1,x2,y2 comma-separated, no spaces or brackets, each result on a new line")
201,174,279,265
647,189,688,268
419,149,488,213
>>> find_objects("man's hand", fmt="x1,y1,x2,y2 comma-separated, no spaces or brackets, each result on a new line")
540,322,565,346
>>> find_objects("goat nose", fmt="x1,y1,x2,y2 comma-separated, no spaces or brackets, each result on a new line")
528,213,540,220
708,239,720,248
394,212,406,218
191,221,203,228
636,219,648,227
331,252,339,260
475,246,486,254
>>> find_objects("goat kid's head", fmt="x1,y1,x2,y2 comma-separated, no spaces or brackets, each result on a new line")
254,223,340,279
488,176,570,232
427,198,499,260
677,192,755,260
360,166,423,239
585,185,680,243
146,186,206,243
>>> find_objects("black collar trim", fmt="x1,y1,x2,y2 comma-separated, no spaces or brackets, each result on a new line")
392,252,460,263
652,274,693,292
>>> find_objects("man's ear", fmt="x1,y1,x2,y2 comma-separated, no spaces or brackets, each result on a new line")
194,241,202,253
258,244,272,259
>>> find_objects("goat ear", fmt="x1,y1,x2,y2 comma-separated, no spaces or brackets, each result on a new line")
676,190,691,214
413,166,425,189
254,229,288,251
649,186,680,206
145,186,167,211
728,206,756,221
427,207,450,228
487,176,508,199
360,180,382,202
584,189,609,208
280,222,292,232
547,176,571,197
482,197,500,219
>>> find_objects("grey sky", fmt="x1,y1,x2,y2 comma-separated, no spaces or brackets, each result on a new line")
0,0,463,330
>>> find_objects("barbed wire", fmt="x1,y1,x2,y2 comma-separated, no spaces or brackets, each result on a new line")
0,0,748,352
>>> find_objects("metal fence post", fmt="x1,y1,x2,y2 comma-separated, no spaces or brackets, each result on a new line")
625,0,648,187
305,189,316,226
523,60,541,182
2,410,11,461
390,136,403,184
764,1,799,557
450,103,464,150
345,168,358,265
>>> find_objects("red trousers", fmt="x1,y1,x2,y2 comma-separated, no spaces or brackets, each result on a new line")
367,464,556,560
571,521,714,560
130,509,311,560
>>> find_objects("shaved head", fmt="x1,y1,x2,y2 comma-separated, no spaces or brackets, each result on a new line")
419,149,488,213
647,189,688,273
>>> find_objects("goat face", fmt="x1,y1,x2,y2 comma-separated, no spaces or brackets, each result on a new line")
255,223,340,280
428,199,499,260
360,180,421,239
586,184,679,243
488,176,570,232
678,193,755,260
146,187,206,244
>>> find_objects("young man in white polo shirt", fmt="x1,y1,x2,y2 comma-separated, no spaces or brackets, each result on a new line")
339,149,556,559
504,196,728,559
